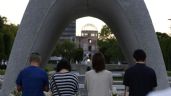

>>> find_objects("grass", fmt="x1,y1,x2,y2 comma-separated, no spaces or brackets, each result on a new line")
0,69,5,75
167,71,171,76
113,77,123,81
44,64,56,72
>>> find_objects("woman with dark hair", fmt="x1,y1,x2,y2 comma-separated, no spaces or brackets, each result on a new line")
85,52,113,96
50,59,79,96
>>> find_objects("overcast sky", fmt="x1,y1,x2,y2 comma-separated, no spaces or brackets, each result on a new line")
0,0,171,35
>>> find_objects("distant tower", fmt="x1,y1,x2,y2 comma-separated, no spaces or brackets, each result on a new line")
77,24,98,58
59,21,76,42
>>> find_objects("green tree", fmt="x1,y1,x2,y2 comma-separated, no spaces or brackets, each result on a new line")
73,48,83,62
0,16,3,30
0,33,5,59
156,32,171,71
99,25,114,40
0,16,7,30
61,40,75,61
52,42,62,56
0,16,18,60
2,24,18,59
52,40,76,61
98,25,124,63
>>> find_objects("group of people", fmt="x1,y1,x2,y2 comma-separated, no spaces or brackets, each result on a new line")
16,49,158,96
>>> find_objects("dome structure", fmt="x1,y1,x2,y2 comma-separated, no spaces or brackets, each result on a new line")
82,24,98,31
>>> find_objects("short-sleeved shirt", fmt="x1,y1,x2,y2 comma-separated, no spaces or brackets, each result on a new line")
16,66,49,96
50,72,79,96
123,64,157,96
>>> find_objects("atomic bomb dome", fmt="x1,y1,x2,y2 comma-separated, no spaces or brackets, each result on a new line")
82,24,98,31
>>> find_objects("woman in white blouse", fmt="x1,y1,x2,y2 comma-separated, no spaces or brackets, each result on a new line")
85,52,113,96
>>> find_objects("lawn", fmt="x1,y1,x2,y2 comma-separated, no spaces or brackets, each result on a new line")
113,77,123,81
44,64,56,72
0,69,5,75
167,71,171,76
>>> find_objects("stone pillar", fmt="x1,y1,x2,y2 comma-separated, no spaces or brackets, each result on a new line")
117,0,170,89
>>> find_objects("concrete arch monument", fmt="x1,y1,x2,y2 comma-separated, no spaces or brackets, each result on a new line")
0,0,169,95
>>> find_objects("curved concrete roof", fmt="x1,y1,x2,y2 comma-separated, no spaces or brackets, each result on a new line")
0,0,169,95
82,23,98,31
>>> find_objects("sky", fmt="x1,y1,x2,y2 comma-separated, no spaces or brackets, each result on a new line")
144,0,171,33
0,0,171,35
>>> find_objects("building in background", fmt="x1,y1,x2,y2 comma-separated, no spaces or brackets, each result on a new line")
59,21,76,42
76,24,98,60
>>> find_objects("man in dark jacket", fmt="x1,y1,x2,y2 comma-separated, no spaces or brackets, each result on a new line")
123,49,157,96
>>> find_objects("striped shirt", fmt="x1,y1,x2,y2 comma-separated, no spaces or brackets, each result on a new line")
50,72,79,96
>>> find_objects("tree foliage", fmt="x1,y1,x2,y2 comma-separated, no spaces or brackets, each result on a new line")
98,25,125,64
52,40,83,62
98,25,171,70
0,16,7,30
0,16,18,60
0,17,3,30
73,48,83,62
156,32,171,71
99,25,115,40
